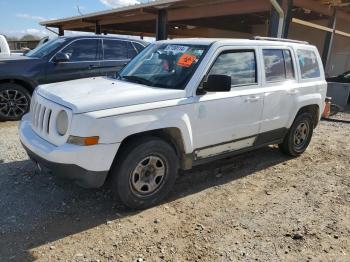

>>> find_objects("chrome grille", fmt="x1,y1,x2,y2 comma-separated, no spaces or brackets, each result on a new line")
29,92,72,146
31,98,52,135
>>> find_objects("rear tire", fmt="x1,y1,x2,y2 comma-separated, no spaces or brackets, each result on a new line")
279,112,314,157
0,83,31,121
110,137,179,210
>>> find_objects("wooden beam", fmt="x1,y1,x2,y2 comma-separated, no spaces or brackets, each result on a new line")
292,18,333,32
294,0,350,22
168,0,270,21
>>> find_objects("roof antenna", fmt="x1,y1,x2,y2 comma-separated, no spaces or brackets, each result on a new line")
76,0,83,15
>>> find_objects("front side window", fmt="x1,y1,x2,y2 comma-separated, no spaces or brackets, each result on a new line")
297,49,321,79
61,39,99,62
208,50,257,86
103,40,128,60
263,49,295,82
118,43,208,90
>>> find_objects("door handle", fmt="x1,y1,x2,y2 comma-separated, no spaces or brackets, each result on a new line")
88,65,99,70
287,89,299,96
245,96,261,103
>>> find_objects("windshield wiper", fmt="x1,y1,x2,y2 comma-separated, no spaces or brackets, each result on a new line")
121,75,153,86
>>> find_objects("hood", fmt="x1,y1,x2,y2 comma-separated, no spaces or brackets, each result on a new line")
0,54,37,61
37,77,186,113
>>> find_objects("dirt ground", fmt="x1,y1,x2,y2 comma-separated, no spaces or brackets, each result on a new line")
0,114,349,262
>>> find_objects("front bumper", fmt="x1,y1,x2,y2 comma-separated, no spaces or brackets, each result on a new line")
19,114,119,188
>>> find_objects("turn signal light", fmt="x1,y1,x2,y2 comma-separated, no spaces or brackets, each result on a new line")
67,136,99,146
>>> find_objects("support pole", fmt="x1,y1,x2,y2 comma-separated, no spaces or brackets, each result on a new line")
268,0,284,38
58,26,64,36
322,7,337,71
156,9,168,40
282,0,293,38
95,21,101,35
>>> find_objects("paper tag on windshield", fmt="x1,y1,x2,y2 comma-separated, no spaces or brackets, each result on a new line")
177,54,197,68
164,45,189,54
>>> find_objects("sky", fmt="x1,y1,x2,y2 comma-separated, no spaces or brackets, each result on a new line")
0,0,153,38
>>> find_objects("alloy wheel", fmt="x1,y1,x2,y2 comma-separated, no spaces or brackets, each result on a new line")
0,89,29,119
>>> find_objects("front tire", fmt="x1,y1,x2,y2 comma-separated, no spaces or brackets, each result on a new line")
110,137,179,210
0,83,31,121
279,112,314,157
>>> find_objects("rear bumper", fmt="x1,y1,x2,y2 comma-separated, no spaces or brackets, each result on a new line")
19,114,119,188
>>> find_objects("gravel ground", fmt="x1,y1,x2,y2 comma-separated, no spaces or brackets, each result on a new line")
0,115,349,262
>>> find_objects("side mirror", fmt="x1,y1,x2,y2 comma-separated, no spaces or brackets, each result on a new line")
53,52,70,63
202,74,231,92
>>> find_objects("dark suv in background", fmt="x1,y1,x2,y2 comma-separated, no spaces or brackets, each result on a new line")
0,36,148,121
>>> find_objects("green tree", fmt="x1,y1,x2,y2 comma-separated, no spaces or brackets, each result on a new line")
20,34,40,41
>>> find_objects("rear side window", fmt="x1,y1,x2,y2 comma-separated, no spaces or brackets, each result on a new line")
297,49,321,79
61,39,99,62
208,50,257,86
103,40,128,60
263,49,295,82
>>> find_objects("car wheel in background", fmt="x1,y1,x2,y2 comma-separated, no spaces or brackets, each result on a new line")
0,83,31,121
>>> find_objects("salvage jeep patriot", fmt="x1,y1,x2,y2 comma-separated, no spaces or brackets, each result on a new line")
19,38,327,209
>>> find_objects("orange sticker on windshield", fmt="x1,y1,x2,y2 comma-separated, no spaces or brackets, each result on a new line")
177,54,197,68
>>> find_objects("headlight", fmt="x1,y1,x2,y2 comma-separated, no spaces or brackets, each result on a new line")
56,110,68,136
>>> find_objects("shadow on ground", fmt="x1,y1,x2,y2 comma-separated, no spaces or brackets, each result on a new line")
0,146,290,261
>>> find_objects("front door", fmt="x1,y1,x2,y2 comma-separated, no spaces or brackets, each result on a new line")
45,39,101,83
192,48,264,158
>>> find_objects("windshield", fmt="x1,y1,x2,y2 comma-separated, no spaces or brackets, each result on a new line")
118,43,208,90
26,38,67,58
341,71,350,79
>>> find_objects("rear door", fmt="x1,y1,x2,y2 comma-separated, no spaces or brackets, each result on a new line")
45,39,101,83
100,39,131,77
259,47,298,133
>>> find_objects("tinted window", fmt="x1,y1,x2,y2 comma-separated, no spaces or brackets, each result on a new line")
209,50,257,86
297,49,320,79
103,40,127,60
61,39,99,62
127,42,137,59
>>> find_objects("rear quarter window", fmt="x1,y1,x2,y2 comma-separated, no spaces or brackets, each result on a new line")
297,49,321,79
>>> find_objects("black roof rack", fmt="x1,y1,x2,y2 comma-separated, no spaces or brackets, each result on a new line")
253,36,309,45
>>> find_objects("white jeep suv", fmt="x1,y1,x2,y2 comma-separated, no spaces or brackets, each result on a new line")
19,38,327,209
